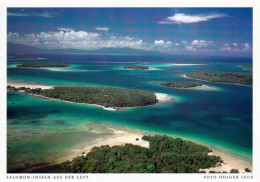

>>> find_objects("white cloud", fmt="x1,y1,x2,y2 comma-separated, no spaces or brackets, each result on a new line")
32,11,53,18
220,43,232,51
159,13,227,24
154,40,165,45
45,31,99,40
8,32,20,38
8,10,54,18
243,43,251,51
7,30,252,55
185,45,196,51
181,40,215,52
95,27,109,31
7,30,146,50
220,42,252,52
153,40,173,48
181,40,188,44
57,27,74,32
8,12,30,17
124,36,134,41
191,40,213,47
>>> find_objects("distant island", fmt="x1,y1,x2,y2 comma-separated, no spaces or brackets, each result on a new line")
17,62,70,68
161,81,203,88
8,55,46,60
238,63,252,71
30,135,223,173
186,71,252,85
123,65,149,70
7,86,158,108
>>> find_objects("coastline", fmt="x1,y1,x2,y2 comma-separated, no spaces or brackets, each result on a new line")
182,74,252,87
7,83,252,173
7,83,173,111
57,122,151,163
160,83,206,90
7,82,53,90
7,58,46,60
55,122,252,173
203,147,252,173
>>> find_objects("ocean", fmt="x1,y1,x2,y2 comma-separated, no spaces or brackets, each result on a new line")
7,54,252,171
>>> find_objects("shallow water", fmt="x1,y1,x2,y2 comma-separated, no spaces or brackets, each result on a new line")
7,54,252,171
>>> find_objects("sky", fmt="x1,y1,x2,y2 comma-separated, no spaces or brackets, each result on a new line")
7,8,252,57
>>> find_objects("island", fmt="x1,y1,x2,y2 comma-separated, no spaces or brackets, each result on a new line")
123,65,149,70
30,135,223,173
8,56,46,60
160,81,203,88
238,63,252,71
16,62,70,68
186,71,252,85
7,86,158,108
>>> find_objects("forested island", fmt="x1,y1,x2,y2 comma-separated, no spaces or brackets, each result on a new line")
7,86,158,108
8,56,46,60
29,135,223,173
238,63,252,71
160,81,203,88
186,71,252,85
16,62,70,68
123,65,149,70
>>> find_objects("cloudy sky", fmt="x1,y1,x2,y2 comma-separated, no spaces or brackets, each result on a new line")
7,8,252,57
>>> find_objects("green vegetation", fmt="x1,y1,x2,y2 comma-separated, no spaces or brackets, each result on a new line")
186,71,252,85
230,169,239,173
8,56,45,60
42,86,157,107
31,135,222,173
160,81,203,88
7,85,43,95
7,85,19,92
245,168,251,172
123,65,149,70
17,62,70,68
238,63,252,71
8,86,158,108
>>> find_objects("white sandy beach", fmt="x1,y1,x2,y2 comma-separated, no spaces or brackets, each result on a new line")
56,122,252,174
57,123,151,163
8,82,53,90
8,83,172,111
203,149,252,173
155,93,172,102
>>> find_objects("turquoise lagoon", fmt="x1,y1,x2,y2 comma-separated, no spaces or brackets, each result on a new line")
7,54,252,171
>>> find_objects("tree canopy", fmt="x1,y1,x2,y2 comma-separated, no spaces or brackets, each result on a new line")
123,65,149,70
186,71,252,85
17,62,70,68
160,81,203,88
31,135,223,173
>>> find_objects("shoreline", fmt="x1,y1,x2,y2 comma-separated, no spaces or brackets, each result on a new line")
7,82,53,90
57,123,151,163
7,83,173,111
182,74,252,87
49,122,252,173
7,83,252,173
7,58,46,60
160,83,206,90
